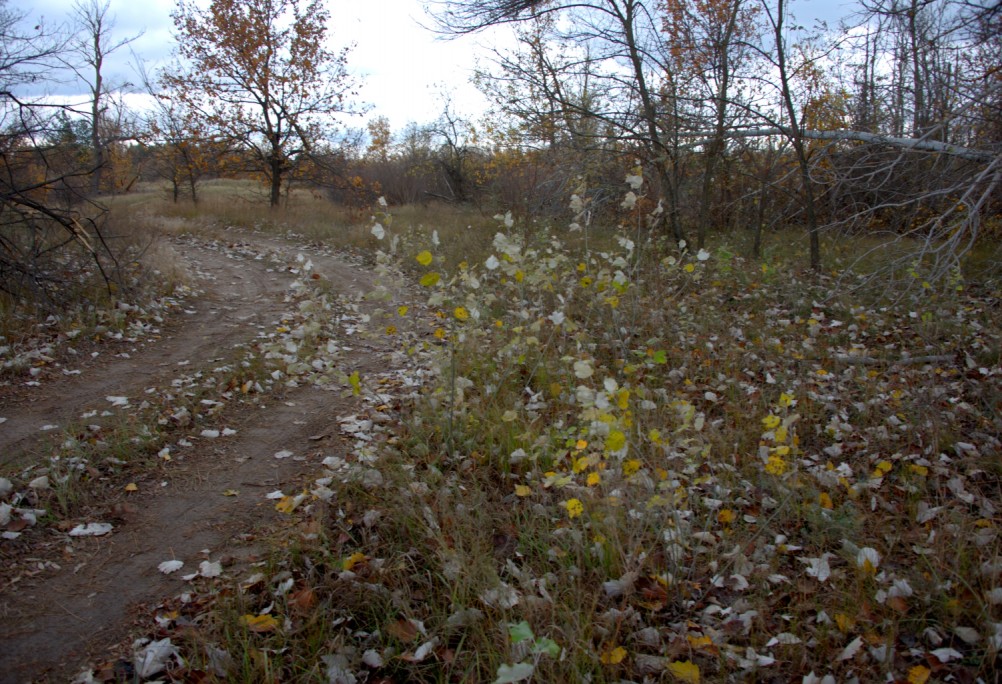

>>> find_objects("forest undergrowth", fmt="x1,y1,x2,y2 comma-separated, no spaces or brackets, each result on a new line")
57,180,1002,683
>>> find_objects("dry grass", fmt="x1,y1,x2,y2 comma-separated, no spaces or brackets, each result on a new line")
125,182,1002,683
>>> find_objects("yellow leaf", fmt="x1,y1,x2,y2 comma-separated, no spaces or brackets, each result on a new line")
907,665,931,684
834,613,855,633
586,472,601,487
240,614,279,633
223,489,239,497
616,389,630,410
605,430,627,452
415,250,433,266
819,492,834,509
419,272,440,287
600,645,627,665
622,459,641,477
762,414,781,429
684,263,696,273
343,552,367,571
348,370,361,396
515,485,532,497
717,509,736,525
397,305,409,316
575,439,589,451
566,498,584,519
667,659,700,683
275,496,299,514
687,634,713,650
454,306,470,321
909,464,929,477
124,482,138,492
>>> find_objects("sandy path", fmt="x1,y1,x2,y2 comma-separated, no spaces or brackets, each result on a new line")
0,231,387,683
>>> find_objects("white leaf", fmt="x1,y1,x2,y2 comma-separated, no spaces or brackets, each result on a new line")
697,248,711,261
494,662,535,684
222,428,237,436
199,560,223,578
28,476,50,490
200,429,220,438
837,636,864,661
370,223,385,240
134,638,179,678
106,396,129,407
856,547,880,570
158,560,184,574
954,626,980,644
931,647,963,662
573,360,593,379
485,255,500,270
361,650,383,668
266,490,286,499
767,632,802,646
411,638,439,662
274,450,294,459
800,553,834,582
0,477,12,497
69,522,113,537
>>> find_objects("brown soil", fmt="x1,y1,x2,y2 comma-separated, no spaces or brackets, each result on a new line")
0,231,390,683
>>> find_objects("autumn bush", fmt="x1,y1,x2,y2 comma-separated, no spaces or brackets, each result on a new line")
137,173,1002,683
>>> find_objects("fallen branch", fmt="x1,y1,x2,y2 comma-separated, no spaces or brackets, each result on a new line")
831,353,955,366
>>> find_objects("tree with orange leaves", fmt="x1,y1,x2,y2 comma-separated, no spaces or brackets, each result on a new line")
165,0,358,207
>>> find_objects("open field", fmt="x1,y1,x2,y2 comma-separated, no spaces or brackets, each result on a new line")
1,182,1000,682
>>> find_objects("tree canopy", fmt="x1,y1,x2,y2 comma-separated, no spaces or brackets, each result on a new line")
165,0,357,206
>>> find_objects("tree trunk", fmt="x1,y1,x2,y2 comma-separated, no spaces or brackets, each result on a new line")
774,0,821,271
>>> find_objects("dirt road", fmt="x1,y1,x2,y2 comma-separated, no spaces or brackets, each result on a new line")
0,230,394,682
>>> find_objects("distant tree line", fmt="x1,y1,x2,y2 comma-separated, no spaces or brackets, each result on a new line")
2,0,999,314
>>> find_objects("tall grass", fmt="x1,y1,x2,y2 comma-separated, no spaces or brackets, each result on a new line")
143,178,1002,682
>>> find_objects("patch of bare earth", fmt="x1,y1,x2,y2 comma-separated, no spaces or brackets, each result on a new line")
0,231,390,683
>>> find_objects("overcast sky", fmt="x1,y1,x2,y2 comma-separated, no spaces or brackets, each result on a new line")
9,0,851,132
9,0,506,130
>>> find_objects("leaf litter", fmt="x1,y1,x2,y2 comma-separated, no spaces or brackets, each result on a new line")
4,203,1001,682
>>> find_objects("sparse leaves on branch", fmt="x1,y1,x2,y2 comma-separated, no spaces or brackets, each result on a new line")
165,0,358,206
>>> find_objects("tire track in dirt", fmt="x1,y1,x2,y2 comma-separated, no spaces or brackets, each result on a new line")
0,232,389,682
0,239,291,465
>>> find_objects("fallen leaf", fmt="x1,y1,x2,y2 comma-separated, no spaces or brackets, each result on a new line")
198,560,223,578
125,483,138,492
667,659,700,683
240,614,279,633
69,522,113,537
288,586,317,613
386,617,420,643
343,551,367,571
494,662,534,684
600,645,628,665
158,560,184,574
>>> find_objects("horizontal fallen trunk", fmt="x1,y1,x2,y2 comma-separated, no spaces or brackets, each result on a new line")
830,353,955,366
684,127,997,164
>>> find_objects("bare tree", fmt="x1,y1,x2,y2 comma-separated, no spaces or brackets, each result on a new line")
64,0,141,196
0,0,122,307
